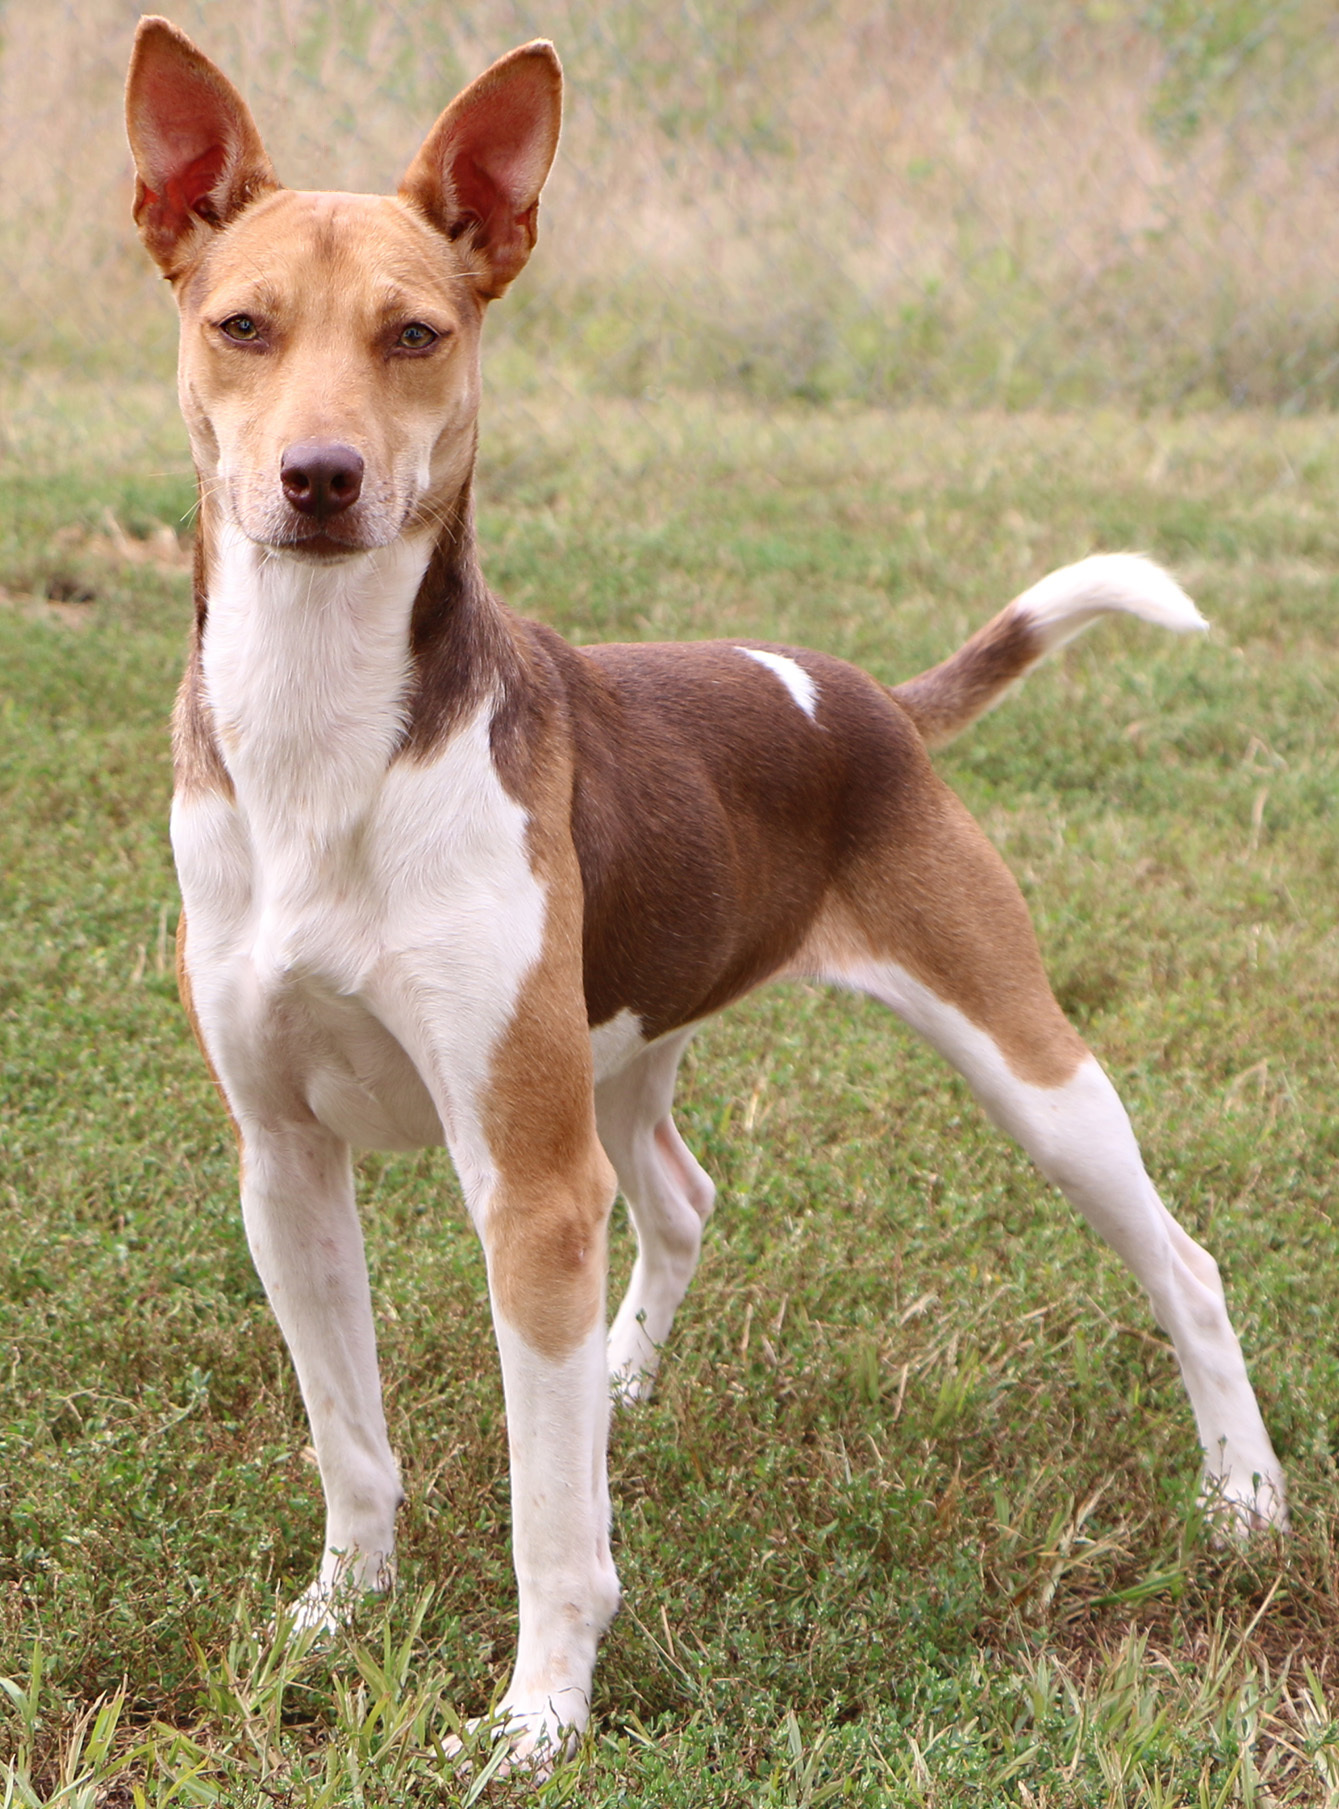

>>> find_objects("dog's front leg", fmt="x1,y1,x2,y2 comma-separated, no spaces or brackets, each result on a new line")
484,1221,619,1761
455,1146,620,1769
404,914,620,1771
239,1117,403,1627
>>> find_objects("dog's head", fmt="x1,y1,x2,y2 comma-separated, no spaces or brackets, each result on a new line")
126,17,561,558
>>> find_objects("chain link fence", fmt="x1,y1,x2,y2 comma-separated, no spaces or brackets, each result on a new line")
2,0,1338,472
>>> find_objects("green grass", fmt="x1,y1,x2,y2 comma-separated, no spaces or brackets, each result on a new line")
0,391,1337,1803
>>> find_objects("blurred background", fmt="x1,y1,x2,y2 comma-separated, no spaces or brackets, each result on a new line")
4,0,1339,460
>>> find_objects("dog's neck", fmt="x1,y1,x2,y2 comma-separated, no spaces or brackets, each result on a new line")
185,470,522,840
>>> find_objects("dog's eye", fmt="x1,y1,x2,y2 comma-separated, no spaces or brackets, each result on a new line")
219,315,261,343
395,322,438,351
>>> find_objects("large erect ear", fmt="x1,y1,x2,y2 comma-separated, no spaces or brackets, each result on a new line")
126,16,279,277
399,42,562,300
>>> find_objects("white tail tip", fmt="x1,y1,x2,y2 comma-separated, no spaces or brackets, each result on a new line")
1014,554,1207,654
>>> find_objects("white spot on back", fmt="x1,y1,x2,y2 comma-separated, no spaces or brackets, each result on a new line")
736,647,818,720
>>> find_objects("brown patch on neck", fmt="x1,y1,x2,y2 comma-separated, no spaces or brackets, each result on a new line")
395,485,532,763
172,498,233,800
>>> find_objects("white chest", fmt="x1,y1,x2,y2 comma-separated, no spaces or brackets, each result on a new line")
173,535,549,1149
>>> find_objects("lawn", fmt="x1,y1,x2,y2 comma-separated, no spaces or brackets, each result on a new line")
0,384,1336,1804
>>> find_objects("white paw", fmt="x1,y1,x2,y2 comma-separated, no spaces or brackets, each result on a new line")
609,1356,658,1406
607,1321,661,1404
282,1577,344,1640
1200,1467,1289,1538
442,1694,587,1782
281,1550,395,1636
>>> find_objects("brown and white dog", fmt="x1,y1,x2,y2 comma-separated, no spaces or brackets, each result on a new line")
127,18,1286,1769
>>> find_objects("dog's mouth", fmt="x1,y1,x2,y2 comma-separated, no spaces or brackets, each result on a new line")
272,526,370,560
235,479,418,559
260,514,389,559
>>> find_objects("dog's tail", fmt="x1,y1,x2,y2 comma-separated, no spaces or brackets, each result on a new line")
891,553,1207,750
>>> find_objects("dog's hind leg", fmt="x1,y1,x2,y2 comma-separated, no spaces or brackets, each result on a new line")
596,1028,716,1401
809,764,1287,1530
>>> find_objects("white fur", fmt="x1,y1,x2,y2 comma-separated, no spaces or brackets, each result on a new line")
589,1007,648,1085
592,947,1285,1526
1012,552,1207,654
201,524,428,873
243,1118,403,1626
737,647,819,718
464,1314,620,1770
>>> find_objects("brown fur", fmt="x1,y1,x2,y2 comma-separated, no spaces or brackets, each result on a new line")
398,508,532,766
488,628,1081,1089
890,605,1042,749
804,798,1087,1090
171,517,232,800
174,911,241,1143
481,727,617,1357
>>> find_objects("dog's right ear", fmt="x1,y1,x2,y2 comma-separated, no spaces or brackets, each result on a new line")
126,17,278,277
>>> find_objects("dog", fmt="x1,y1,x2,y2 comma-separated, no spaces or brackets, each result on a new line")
126,17,1286,1771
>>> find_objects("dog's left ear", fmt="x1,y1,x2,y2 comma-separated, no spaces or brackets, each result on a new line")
399,42,562,300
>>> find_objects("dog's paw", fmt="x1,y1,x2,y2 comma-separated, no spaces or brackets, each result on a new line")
609,1357,657,1407
607,1324,661,1405
282,1577,344,1640
443,1694,588,1782
1200,1467,1289,1540
282,1551,396,1638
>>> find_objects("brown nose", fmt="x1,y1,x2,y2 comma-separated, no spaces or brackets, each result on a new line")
280,441,365,518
